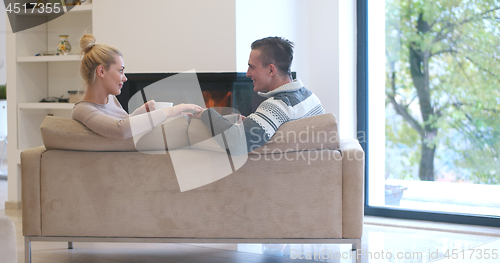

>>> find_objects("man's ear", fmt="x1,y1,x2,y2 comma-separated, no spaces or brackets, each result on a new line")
268,64,277,76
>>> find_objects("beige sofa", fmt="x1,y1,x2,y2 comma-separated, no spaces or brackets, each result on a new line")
21,113,364,263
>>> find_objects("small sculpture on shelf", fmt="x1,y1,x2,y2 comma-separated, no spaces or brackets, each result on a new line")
40,96,69,103
57,35,72,55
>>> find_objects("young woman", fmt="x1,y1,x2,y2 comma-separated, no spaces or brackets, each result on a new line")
72,34,203,139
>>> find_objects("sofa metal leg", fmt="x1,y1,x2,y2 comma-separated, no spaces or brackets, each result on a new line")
352,239,362,263
352,239,361,251
68,242,73,249
25,237,31,263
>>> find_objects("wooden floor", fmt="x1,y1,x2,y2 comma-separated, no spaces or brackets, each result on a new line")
1,178,499,262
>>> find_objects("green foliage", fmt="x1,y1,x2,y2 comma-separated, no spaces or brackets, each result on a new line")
385,0,500,183
0,85,5,100
386,115,420,147
385,116,422,180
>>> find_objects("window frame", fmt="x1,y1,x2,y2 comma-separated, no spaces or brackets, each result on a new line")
356,0,500,227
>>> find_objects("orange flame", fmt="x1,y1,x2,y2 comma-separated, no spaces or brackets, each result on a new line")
203,91,232,109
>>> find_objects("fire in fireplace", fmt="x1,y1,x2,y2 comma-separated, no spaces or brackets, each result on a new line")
202,91,232,109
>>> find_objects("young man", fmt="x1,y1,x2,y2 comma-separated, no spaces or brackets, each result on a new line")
198,36,325,154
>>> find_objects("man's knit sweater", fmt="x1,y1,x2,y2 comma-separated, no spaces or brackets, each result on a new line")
201,79,325,153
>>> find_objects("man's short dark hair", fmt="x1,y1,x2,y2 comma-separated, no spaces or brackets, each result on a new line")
251,37,294,78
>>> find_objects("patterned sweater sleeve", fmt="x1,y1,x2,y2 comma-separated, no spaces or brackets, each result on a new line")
246,98,292,140
200,108,271,154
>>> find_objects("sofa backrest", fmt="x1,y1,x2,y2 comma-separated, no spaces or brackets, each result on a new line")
253,113,339,153
40,115,190,151
188,113,339,153
40,113,339,152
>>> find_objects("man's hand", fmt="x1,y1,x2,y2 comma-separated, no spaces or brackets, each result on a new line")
230,113,246,124
237,115,246,124
192,110,205,119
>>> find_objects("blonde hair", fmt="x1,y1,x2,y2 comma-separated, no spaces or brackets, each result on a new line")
79,34,122,86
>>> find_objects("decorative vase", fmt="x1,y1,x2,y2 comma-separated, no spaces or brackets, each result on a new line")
57,35,71,55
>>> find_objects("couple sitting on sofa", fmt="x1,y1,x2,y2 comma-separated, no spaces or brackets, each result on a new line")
72,34,325,152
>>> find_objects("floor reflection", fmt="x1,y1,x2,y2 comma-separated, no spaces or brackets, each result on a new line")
1,203,498,263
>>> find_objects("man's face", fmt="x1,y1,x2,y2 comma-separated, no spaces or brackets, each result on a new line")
246,49,272,92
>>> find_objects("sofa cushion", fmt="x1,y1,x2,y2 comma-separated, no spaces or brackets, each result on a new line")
188,113,339,154
40,116,190,151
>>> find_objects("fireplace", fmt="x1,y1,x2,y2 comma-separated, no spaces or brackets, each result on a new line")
118,73,263,116
203,90,232,109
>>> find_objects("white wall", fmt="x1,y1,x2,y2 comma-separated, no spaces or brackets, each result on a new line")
235,0,311,112
0,100,6,162
0,3,7,161
235,0,302,73
304,0,340,126
93,0,237,73
0,2,6,84
338,0,357,139
368,0,386,205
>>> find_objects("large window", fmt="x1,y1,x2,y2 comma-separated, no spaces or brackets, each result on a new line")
359,0,500,225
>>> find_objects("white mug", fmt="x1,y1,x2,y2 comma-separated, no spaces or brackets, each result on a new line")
155,102,173,110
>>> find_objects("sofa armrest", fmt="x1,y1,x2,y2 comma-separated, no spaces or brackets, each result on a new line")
340,139,365,239
21,146,46,237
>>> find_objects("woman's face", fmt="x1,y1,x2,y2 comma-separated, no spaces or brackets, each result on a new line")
102,55,127,96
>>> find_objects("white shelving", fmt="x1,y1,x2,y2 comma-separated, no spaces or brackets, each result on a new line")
18,102,75,110
17,54,81,62
7,3,93,204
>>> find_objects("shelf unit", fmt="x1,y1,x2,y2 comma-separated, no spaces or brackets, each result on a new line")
6,2,93,204
18,102,75,110
17,54,81,62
